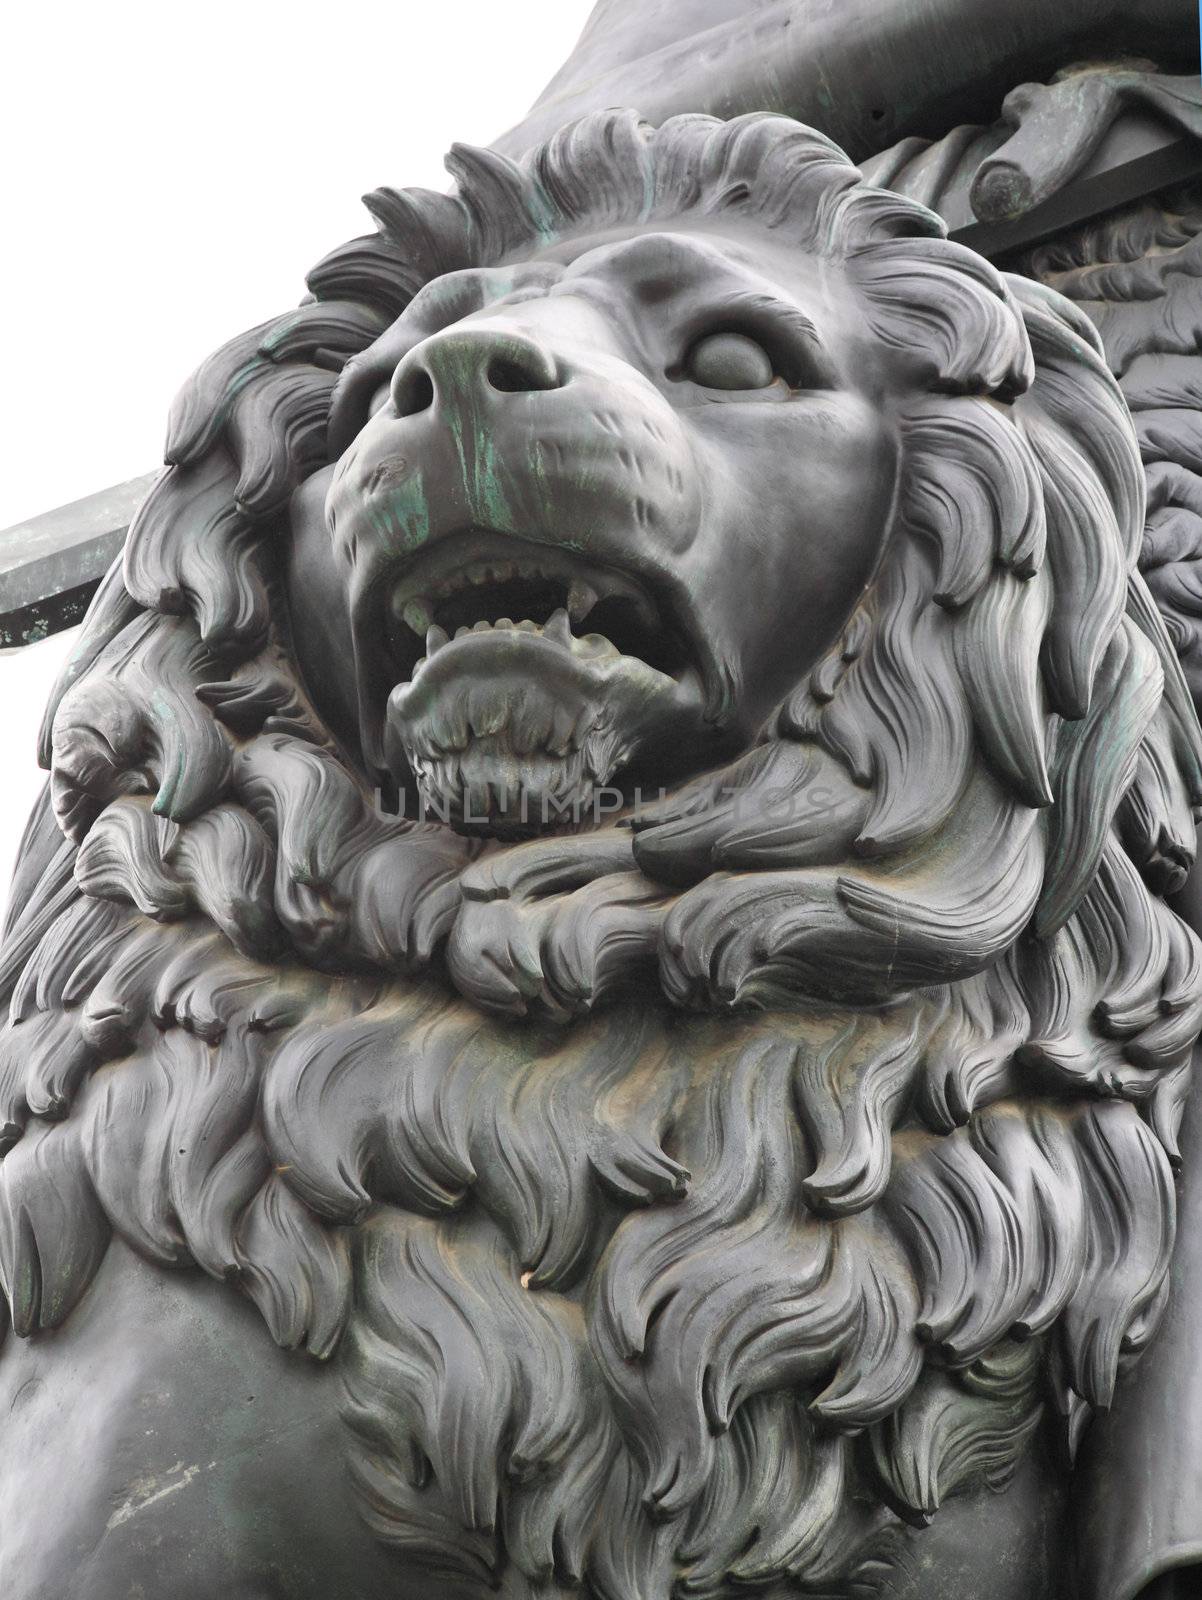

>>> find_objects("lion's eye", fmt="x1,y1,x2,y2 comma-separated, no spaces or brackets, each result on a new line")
685,332,776,391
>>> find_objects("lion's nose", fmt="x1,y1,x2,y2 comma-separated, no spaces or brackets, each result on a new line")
390,327,563,417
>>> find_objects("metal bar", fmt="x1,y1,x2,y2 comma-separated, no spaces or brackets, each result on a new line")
0,475,155,647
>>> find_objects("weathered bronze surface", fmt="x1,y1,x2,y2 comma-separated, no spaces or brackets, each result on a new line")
3,8,1202,1600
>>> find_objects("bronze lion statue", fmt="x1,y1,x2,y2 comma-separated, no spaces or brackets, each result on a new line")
0,109,1198,1600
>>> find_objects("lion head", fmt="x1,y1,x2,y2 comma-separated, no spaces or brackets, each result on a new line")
4,110,1202,1598
292,189,903,835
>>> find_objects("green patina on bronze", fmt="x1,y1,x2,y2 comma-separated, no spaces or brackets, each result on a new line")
371,468,432,554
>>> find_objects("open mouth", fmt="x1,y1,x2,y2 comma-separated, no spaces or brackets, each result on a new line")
375,531,710,837
385,531,693,684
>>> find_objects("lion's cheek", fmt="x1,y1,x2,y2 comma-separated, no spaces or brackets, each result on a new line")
684,395,896,705
326,427,448,568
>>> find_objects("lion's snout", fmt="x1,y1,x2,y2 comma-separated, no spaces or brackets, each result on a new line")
389,323,565,419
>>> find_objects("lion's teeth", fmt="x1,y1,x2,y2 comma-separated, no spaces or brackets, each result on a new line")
567,579,598,625
471,619,492,633
400,596,433,634
544,608,572,649
454,625,472,639
426,624,449,654
577,632,619,660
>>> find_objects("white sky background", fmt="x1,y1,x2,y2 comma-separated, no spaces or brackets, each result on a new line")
0,0,595,903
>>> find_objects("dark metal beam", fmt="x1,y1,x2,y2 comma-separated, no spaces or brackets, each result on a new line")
0,475,155,648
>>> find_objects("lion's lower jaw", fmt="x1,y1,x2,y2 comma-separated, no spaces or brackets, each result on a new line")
408,735,624,836
381,621,710,836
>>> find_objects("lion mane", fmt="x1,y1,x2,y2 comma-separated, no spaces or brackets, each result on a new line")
2,110,1201,1596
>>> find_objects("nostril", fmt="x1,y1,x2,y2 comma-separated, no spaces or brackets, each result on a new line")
486,351,560,394
488,357,532,393
392,367,434,417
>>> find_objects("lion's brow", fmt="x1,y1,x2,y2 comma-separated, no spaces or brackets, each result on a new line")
710,289,824,348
